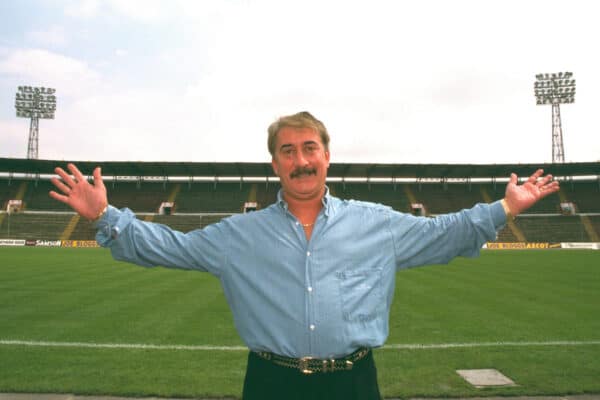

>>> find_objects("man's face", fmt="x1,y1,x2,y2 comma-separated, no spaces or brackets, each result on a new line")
271,126,330,202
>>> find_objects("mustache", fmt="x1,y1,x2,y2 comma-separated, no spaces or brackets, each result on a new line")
290,167,317,179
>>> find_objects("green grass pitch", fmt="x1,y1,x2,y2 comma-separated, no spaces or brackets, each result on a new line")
1,247,599,398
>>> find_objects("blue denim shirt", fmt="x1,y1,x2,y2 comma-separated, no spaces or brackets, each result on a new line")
96,189,506,358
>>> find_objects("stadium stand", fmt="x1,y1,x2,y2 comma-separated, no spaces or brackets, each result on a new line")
560,180,600,213
0,179,20,204
409,182,494,214
1,158,598,243
1,212,73,240
590,215,600,232
254,182,280,207
20,180,72,211
152,214,232,231
496,224,518,243
175,182,252,213
106,181,171,212
329,182,411,212
512,215,592,242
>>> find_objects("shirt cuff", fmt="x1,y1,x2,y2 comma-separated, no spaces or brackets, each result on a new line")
94,205,131,246
489,200,508,229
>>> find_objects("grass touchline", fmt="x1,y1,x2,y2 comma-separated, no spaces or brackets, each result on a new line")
2,339,600,351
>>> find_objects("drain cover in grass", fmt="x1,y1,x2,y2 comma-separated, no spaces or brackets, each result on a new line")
456,369,516,387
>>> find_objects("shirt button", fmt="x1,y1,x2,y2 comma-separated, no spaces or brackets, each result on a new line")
309,324,315,331
307,286,313,292
307,251,311,256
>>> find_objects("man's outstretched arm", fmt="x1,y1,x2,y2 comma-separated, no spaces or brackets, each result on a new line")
48,163,226,273
392,169,560,269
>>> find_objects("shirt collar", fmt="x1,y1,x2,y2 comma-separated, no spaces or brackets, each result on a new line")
277,186,332,217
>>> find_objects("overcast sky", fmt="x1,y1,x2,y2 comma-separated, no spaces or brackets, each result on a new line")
0,0,598,165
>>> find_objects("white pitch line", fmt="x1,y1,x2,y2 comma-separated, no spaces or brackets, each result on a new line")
381,340,600,349
2,339,600,351
0,340,247,351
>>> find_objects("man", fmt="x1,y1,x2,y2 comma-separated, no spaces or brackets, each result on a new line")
50,111,559,400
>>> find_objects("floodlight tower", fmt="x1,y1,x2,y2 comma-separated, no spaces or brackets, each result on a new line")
14,86,57,159
534,72,575,163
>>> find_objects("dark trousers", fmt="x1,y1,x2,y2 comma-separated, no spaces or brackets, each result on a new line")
242,350,382,400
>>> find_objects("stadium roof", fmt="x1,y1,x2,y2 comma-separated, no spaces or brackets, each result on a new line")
0,157,598,180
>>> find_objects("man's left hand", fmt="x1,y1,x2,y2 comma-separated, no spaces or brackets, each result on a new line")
503,169,560,217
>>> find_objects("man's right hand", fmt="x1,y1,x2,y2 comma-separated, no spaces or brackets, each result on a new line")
49,163,108,221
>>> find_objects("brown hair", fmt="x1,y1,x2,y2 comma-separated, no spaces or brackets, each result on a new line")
267,111,330,156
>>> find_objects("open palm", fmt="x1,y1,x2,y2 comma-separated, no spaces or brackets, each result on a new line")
504,169,560,216
49,163,108,221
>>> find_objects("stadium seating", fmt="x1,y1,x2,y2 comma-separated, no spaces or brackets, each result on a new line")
513,215,592,242
0,179,20,207
106,181,170,212
496,225,518,242
1,177,598,243
408,182,491,214
588,215,600,234
175,182,252,213
329,182,411,212
560,181,600,213
0,212,72,240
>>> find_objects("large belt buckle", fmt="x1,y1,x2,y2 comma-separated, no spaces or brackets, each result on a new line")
345,360,354,370
299,356,314,374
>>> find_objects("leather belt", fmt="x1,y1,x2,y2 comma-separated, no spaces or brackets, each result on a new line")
253,347,370,374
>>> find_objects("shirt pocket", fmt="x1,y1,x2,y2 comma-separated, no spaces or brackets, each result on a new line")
336,267,383,322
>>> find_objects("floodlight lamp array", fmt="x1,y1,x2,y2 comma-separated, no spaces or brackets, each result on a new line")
534,72,576,105
14,86,57,119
